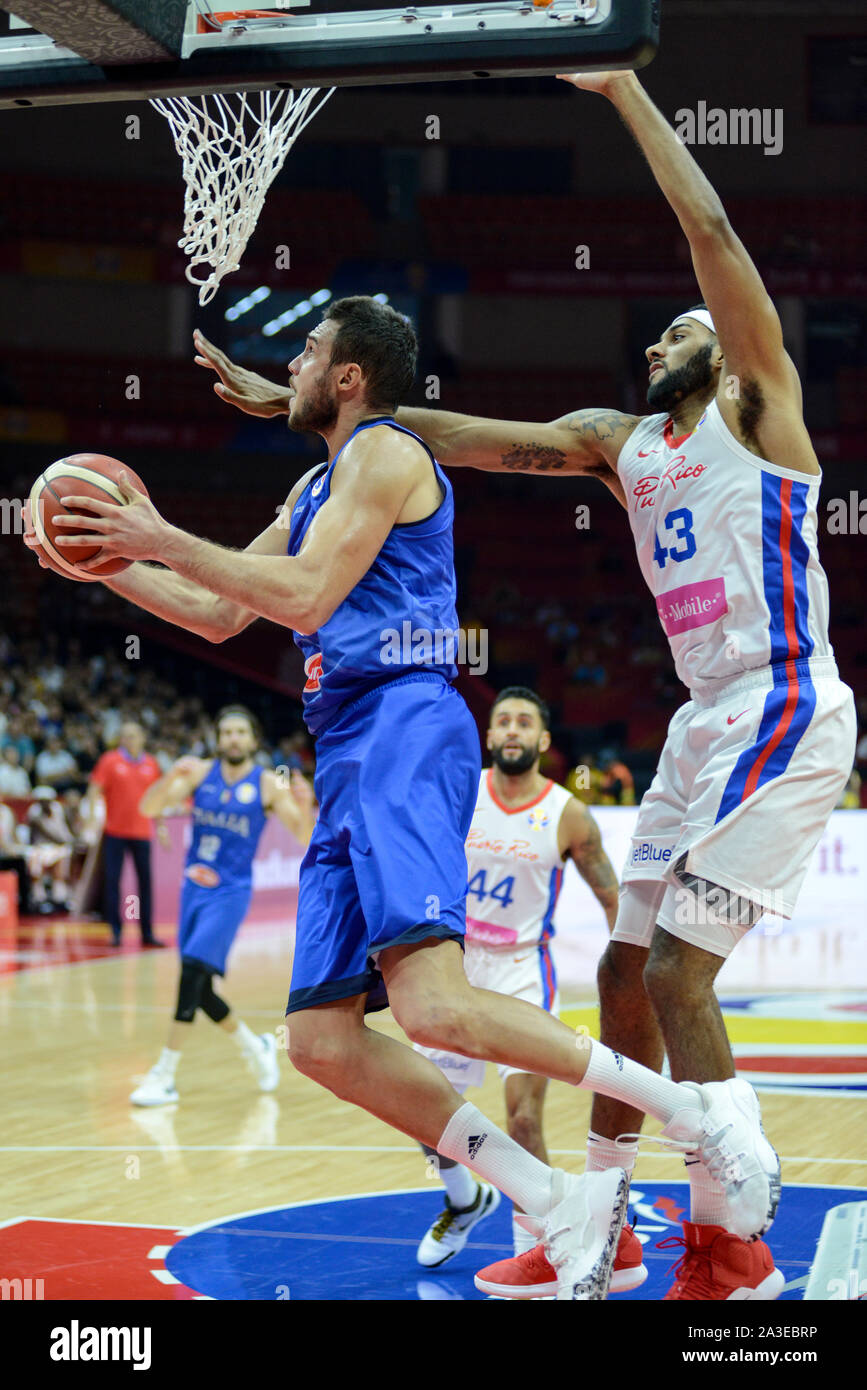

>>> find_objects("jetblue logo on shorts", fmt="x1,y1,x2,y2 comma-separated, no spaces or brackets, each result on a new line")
631,842,672,865
468,1134,487,1160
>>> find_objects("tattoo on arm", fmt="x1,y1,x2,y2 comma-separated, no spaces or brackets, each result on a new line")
500,443,568,472
573,826,620,905
565,408,637,443
496,409,641,475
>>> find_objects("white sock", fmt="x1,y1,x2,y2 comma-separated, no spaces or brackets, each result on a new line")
512,1212,537,1256
158,1047,181,1079
581,1040,702,1127
586,1130,638,1181
686,1157,730,1227
439,1162,478,1210
437,1102,553,1218
232,1020,258,1052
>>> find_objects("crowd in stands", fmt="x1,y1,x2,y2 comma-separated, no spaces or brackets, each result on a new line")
1,605,863,918
0,629,314,915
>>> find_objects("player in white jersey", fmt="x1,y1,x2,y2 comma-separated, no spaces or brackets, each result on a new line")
414,688,643,1284
395,70,856,1299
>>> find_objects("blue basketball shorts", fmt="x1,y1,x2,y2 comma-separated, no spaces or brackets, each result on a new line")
177,879,252,976
286,674,480,1014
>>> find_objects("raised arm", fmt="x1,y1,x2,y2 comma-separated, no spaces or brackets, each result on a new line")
192,332,640,495
559,797,619,933
397,406,639,504
139,756,210,818
563,72,815,472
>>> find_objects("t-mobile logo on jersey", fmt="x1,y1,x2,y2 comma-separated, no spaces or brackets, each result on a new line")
656,579,728,637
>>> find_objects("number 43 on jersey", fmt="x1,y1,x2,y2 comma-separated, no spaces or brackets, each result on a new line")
654,506,697,569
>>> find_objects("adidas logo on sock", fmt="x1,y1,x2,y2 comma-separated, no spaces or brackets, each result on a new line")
468,1134,487,1160
613,1052,624,1071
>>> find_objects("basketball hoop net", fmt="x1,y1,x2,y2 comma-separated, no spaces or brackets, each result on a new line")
150,86,335,305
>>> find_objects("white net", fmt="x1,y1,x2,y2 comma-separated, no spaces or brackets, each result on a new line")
150,87,335,305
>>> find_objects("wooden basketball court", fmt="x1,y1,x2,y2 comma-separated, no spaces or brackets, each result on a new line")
2,914,864,1300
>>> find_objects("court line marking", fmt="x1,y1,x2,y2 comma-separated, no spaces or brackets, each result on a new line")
0,998,279,1018
173,1179,867,1243
753,1087,866,1099
163,1224,815,1266
0,1145,863,1164
15,1215,180,1228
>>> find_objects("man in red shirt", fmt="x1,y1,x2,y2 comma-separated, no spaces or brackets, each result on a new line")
88,721,163,946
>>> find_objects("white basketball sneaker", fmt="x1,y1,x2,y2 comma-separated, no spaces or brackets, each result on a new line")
663,1078,781,1239
243,1031,280,1092
542,1167,629,1301
130,1063,179,1107
416,1182,501,1267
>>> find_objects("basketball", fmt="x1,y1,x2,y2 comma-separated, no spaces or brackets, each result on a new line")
28,453,149,579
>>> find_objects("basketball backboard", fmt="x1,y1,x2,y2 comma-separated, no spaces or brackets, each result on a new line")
0,2,659,108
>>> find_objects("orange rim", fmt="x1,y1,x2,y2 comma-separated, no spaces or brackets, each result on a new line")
197,10,291,33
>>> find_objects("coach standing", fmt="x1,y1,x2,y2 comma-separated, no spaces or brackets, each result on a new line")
88,720,163,947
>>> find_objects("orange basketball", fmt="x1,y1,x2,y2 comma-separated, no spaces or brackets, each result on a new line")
28,453,149,579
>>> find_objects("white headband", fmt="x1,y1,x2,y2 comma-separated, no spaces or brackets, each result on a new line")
666,308,716,336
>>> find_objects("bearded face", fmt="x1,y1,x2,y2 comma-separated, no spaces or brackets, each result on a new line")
289,370,340,434
489,740,540,776
647,341,715,413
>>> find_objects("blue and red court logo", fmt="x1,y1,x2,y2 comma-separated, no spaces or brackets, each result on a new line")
2,1183,863,1301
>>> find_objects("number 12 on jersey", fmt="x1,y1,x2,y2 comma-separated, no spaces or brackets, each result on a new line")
467,869,515,909
654,507,697,569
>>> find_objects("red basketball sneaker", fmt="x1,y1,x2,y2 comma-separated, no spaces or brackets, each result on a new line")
474,1225,647,1299
661,1222,784,1300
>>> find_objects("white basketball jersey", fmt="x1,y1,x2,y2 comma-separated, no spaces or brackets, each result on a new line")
616,400,833,693
464,770,574,950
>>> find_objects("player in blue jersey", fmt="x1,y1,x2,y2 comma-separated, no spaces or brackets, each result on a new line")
130,706,315,1107
45,297,782,1298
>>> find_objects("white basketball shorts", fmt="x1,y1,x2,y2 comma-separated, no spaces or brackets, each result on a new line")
613,656,856,958
414,937,560,1087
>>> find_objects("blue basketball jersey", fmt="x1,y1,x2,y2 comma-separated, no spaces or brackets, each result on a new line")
186,762,268,889
287,417,460,735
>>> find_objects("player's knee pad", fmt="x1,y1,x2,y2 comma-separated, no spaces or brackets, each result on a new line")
174,959,210,1022
199,979,230,1024
672,854,763,928
608,879,668,953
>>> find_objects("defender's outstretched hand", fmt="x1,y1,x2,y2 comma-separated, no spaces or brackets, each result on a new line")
193,329,293,418
557,71,638,96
